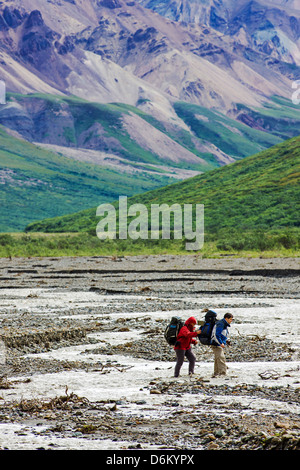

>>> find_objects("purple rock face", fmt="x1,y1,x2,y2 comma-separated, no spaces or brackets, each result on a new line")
24,10,45,29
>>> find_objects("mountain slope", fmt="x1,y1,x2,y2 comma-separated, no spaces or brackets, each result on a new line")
3,92,296,233
0,0,298,118
25,134,300,235
138,0,300,64
0,93,215,169
0,92,288,169
0,124,180,232
1,0,299,237
0,0,298,169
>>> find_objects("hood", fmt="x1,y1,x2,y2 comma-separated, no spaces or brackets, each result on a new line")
185,316,197,326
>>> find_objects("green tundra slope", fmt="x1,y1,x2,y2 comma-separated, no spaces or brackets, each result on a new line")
2,92,295,233
0,125,176,232
25,133,300,239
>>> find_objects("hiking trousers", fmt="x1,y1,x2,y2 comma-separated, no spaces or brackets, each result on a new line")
174,348,196,377
211,345,227,376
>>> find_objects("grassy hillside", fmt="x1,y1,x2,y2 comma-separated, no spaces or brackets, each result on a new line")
23,134,300,255
5,93,215,171
4,93,293,170
0,125,176,231
173,101,282,159
2,92,294,233
235,96,300,140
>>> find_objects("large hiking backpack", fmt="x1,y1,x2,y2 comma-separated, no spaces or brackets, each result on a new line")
198,310,217,345
164,316,184,346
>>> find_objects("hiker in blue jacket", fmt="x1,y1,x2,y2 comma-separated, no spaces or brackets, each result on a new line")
210,313,234,377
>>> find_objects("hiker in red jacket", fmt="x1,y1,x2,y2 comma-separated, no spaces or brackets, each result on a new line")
174,316,200,377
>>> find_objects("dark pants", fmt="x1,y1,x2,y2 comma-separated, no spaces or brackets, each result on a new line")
174,348,196,377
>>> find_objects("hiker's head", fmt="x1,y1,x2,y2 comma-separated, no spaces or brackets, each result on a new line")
185,316,197,329
224,313,234,323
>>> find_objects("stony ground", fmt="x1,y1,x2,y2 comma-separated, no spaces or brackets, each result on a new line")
0,255,299,451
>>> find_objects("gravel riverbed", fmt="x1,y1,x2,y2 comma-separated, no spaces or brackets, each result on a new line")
0,255,299,451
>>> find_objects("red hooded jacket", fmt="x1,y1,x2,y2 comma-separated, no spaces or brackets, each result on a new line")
174,316,198,350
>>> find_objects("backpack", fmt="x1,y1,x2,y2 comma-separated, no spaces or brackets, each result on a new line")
198,310,217,345
164,316,184,346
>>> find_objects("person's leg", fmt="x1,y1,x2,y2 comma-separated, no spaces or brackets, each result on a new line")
211,346,218,376
217,347,227,375
185,348,196,375
211,346,226,376
174,349,185,377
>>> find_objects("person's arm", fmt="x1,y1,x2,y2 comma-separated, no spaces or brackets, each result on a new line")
179,326,198,340
215,322,226,346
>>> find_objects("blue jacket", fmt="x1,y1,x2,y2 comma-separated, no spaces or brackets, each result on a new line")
211,318,230,346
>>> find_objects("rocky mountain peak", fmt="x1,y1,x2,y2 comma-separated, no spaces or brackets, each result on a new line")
0,6,26,30
24,9,44,29
3,6,24,28
0,0,298,124
98,0,122,9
